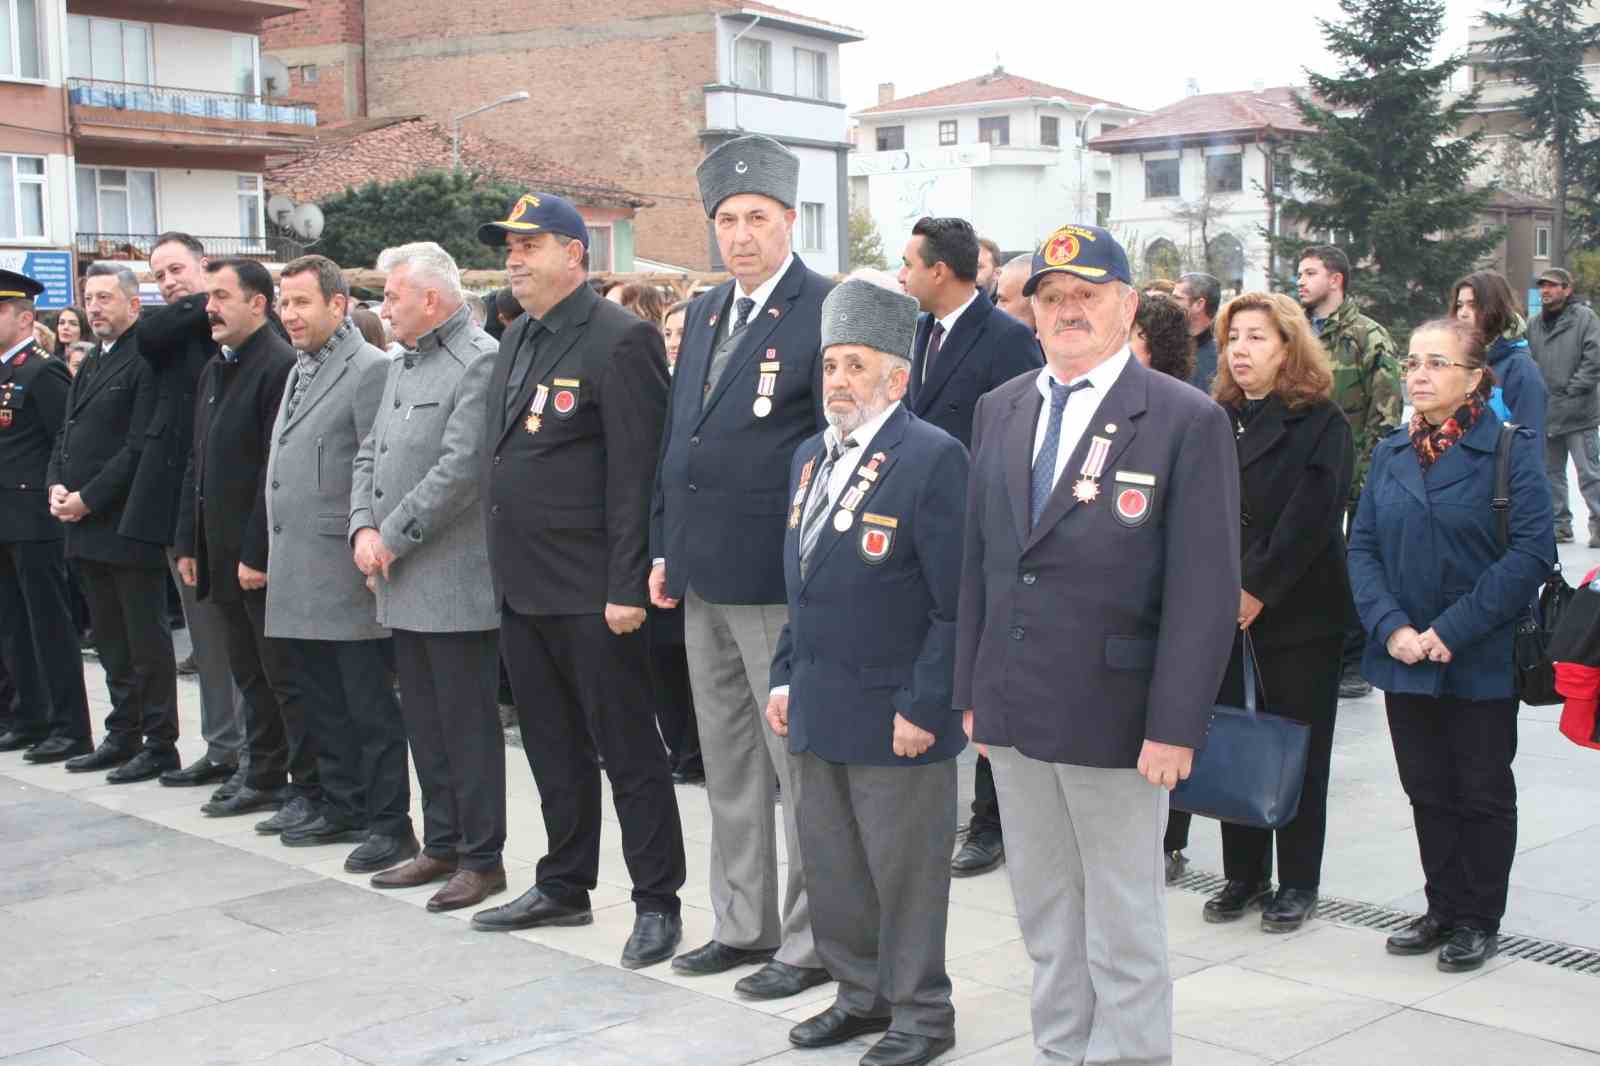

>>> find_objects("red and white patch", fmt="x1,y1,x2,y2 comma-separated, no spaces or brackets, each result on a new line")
1115,486,1149,525
552,390,576,415
858,525,895,564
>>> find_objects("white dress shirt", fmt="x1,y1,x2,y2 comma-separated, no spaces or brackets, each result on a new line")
1031,347,1131,494
0,336,30,364
921,288,979,381
723,253,795,343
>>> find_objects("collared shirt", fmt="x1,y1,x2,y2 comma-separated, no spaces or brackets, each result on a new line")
506,284,586,402
921,288,979,382
286,318,352,418
0,337,30,364
1031,347,1131,494
723,253,794,343
818,400,901,509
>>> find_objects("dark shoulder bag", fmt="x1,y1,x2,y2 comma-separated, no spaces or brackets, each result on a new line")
1171,632,1312,829
1494,422,1572,706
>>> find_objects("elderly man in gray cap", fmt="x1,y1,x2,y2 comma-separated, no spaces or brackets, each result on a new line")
766,278,968,1066
650,133,832,998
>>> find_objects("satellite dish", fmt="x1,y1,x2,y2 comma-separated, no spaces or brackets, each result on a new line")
266,195,295,226
289,202,325,242
261,56,291,98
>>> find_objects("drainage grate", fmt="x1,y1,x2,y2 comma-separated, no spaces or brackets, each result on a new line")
1171,867,1600,974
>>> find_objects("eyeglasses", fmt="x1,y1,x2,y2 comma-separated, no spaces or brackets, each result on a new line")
1399,356,1475,375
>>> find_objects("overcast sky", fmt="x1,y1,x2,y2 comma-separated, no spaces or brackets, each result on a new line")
807,0,1494,116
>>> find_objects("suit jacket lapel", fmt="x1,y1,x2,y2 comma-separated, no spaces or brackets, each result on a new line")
697,259,804,426
496,291,593,447
910,314,932,406
489,318,520,445
280,338,354,434
800,407,908,592
1003,383,1043,547
72,338,131,413
1235,397,1289,471
917,292,988,413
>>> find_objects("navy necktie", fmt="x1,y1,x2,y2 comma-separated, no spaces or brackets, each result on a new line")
1030,379,1092,527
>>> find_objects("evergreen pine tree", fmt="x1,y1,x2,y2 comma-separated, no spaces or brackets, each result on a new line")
314,171,526,270
1266,0,1499,336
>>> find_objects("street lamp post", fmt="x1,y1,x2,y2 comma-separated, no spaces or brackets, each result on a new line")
451,91,531,170
1048,97,1106,221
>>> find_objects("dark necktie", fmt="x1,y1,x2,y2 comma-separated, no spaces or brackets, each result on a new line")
798,438,860,576
922,321,945,384
1030,379,1093,527
703,296,757,401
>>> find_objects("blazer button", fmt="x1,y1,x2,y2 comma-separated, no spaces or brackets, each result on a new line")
690,435,701,446
380,444,388,455
1021,572,1037,585
798,597,807,607
494,456,502,465
688,483,698,493
271,480,280,489
374,489,384,499
273,524,282,533
393,398,401,408
1009,626,1025,641
491,504,502,516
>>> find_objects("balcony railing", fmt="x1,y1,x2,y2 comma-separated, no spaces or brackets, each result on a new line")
68,78,316,130
76,233,306,263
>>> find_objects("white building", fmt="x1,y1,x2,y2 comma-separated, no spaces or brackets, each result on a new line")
1088,87,1314,294
848,67,1146,261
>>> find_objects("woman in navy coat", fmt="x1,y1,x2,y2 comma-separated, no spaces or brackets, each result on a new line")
1450,270,1546,439
1348,317,1554,973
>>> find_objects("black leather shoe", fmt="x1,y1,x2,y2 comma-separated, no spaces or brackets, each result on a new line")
788,1006,893,1048
211,764,248,802
471,887,593,932
861,1031,956,1066
160,756,233,787
1261,887,1318,932
950,831,1004,878
734,960,832,1001
64,738,139,772
255,795,318,835
1437,927,1499,972
344,831,420,874
202,785,285,817
106,747,179,784
1338,664,1372,699
671,940,777,976
1164,850,1189,885
1387,914,1452,956
620,912,683,970
280,816,368,848
23,736,91,763
1203,879,1273,923
0,728,46,752
671,766,706,785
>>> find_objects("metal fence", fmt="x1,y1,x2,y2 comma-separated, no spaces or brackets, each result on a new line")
76,233,306,263
67,78,316,129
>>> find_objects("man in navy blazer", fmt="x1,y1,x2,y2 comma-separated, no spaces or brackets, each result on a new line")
900,216,1041,880
649,134,829,999
767,278,967,1066
954,224,1239,1065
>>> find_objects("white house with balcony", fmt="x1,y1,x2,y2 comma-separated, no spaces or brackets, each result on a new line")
701,4,862,274
848,68,1145,261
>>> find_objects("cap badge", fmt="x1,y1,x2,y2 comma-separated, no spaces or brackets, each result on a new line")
735,160,749,174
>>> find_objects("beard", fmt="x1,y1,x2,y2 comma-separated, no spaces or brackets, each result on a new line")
824,378,894,437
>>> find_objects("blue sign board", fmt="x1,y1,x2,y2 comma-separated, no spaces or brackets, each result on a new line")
0,250,74,310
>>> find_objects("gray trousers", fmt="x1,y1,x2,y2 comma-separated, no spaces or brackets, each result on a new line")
683,587,817,967
794,752,956,1038
1545,429,1600,538
167,548,244,766
989,745,1171,1066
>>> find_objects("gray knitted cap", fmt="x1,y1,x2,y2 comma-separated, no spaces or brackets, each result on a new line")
821,279,920,358
697,135,800,217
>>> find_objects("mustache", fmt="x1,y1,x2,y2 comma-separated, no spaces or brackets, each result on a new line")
208,314,226,327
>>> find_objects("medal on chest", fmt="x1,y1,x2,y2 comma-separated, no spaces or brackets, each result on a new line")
832,451,888,532
0,382,20,428
754,350,779,418
789,456,816,529
1071,435,1113,504
524,383,549,435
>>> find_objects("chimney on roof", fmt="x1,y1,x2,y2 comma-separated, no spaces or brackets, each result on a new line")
1185,77,1200,97
878,82,894,105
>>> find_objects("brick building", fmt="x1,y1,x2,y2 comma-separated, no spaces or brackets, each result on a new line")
263,1,862,272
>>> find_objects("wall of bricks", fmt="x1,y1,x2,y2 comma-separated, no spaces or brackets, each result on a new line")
262,0,366,123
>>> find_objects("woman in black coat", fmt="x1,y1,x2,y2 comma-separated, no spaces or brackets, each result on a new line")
1195,292,1354,933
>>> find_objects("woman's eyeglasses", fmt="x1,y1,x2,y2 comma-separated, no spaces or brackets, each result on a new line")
1399,356,1474,375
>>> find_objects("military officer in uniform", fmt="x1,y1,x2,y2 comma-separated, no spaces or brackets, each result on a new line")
0,269,92,759
767,278,968,1066
954,225,1240,1064
650,134,829,998
470,193,687,969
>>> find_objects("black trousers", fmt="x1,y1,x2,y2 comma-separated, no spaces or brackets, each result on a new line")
502,609,686,915
648,611,700,774
76,559,177,749
271,637,411,835
1387,692,1518,933
0,540,90,743
1219,633,1343,889
1341,502,1364,672
393,628,505,872
217,590,317,796
969,754,1002,836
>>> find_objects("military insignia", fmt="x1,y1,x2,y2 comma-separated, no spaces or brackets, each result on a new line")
524,384,549,435
1113,471,1156,528
754,350,779,418
1038,224,1107,278
735,160,749,174
501,194,544,231
789,457,816,529
1072,478,1098,503
858,513,897,564
0,410,11,429
1071,436,1113,505
708,313,718,328
551,378,580,418
830,450,889,535
767,307,780,319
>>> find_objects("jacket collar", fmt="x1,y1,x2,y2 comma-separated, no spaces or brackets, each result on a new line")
415,303,475,357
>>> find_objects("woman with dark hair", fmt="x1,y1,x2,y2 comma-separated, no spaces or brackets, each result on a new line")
1451,270,1547,438
351,307,389,351
1131,292,1195,384
1194,292,1354,934
662,299,691,373
1349,317,1553,972
52,306,86,354
613,282,670,329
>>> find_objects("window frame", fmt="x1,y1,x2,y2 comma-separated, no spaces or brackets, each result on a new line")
793,46,826,100
734,36,771,92
1144,157,1180,200
237,174,262,241
75,164,159,235
1535,224,1551,260
0,152,48,241
68,14,152,85
1,0,44,82
1095,191,1112,228
1205,152,1243,195
1040,115,1060,148
588,225,613,273
938,119,957,146
800,202,825,252
978,115,1010,146
875,125,905,152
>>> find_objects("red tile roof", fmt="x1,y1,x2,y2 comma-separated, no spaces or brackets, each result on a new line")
264,116,653,209
855,69,1140,117
1087,87,1316,151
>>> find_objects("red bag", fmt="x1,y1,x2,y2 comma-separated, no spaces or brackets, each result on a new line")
1555,567,1600,750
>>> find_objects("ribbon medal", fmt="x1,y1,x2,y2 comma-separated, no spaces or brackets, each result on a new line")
0,382,18,429
832,451,888,533
789,457,816,530
1071,435,1113,504
524,384,549,435
754,350,779,418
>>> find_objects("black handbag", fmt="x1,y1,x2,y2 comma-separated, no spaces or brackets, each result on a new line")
1171,632,1312,830
1493,423,1573,706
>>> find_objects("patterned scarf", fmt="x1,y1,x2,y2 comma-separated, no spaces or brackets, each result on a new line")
1409,399,1482,471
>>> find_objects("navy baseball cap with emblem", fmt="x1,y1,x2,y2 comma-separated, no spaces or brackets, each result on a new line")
1022,223,1133,296
0,268,45,303
478,191,591,249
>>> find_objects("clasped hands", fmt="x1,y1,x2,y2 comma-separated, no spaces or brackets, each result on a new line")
1387,625,1452,665
765,692,936,759
47,484,89,523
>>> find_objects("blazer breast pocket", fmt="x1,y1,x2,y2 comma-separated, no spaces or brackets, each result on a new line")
315,512,347,537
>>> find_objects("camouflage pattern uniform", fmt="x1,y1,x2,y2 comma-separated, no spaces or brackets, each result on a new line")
1314,297,1401,503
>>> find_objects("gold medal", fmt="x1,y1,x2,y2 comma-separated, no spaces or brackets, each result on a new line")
753,395,773,418
1072,477,1100,503
524,413,541,435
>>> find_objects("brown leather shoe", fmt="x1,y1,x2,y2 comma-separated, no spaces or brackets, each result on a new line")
427,867,507,912
370,853,457,890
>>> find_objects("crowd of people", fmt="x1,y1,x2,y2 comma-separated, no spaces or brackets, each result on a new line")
0,130,1593,1066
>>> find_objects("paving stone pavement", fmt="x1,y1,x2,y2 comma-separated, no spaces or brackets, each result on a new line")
2,529,1600,1064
